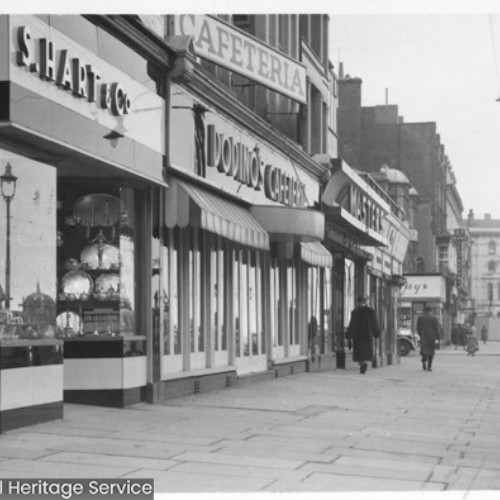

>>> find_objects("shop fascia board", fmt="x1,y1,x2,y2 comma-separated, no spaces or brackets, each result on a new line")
324,205,388,248
250,205,325,243
325,158,392,214
170,55,330,182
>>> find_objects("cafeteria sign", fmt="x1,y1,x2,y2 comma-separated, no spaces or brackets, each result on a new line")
175,15,307,104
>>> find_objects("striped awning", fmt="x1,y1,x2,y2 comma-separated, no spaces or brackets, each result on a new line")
164,178,269,250
300,241,333,268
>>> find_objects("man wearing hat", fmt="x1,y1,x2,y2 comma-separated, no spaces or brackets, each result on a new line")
416,305,440,371
347,296,381,374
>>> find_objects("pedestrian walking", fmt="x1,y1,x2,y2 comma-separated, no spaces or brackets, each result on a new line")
347,296,381,374
480,325,488,344
416,305,440,371
466,329,479,356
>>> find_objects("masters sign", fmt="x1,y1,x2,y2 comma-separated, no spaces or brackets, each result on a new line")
175,15,307,104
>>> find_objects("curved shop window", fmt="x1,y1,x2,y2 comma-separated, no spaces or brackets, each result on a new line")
233,247,264,360
56,181,143,339
0,152,57,341
270,258,300,359
157,223,265,375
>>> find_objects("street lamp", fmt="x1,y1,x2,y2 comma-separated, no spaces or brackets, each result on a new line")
1,163,17,309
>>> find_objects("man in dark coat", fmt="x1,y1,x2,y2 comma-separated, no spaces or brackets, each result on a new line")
416,305,440,371
347,296,381,374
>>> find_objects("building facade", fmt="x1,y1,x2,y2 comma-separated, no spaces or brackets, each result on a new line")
467,211,500,338
0,14,417,431
337,73,467,344
0,14,175,428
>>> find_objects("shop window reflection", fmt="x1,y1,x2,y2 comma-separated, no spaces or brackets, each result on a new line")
322,268,332,353
189,228,203,353
0,154,56,341
211,234,226,354
287,263,298,346
270,261,283,348
233,249,240,357
240,250,249,356
162,228,180,356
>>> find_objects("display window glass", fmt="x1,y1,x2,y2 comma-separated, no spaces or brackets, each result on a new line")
270,261,283,349
189,228,203,353
0,152,56,340
322,268,332,353
287,263,299,346
56,180,141,338
233,248,264,358
163,228,181,356
210,234,226,354
307,267,320,354
270,258,302,357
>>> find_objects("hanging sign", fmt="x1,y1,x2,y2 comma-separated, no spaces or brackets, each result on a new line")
175,15,307,104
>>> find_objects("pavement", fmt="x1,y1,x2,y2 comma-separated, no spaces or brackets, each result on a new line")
1,342,500,496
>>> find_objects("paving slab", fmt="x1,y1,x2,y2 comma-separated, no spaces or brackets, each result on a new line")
1,342,500,493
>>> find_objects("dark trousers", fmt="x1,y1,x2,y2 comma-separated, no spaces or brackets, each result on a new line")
421,354,433,368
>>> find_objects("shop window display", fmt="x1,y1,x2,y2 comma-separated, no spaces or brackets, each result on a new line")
189,228,203,353
56,181,138,337
162,227,181,356
233,247,264,358
210,234,226,354
0,153,57,340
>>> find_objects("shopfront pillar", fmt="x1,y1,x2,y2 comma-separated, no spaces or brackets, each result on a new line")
333,253,346,368
354,259,367,301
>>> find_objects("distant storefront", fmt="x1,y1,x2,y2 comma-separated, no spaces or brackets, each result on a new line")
399,274,449,345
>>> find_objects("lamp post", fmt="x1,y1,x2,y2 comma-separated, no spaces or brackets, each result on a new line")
1,163,17,310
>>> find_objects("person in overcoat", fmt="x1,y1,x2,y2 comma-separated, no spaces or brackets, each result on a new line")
347,296,381,374
416,305,440,371
480,325,488,344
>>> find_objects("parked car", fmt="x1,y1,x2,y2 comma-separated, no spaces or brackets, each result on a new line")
397,328,417,356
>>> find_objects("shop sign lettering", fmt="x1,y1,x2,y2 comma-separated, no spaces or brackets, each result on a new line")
16,26,132,116
402,283,428,294
207,124,306,207
176,15,307,104
350,185,383,233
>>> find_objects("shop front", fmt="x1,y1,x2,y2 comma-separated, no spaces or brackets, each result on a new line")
0,15,175,425
319,158,389,369
399,274,448,347
150,75,333,398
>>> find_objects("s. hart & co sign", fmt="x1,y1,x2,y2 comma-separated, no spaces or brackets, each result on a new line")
16,26,132,116
207,124,306,207
175,15,307,104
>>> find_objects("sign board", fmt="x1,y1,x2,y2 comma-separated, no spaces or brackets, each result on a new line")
400,275,446,302
8,15,165,157
174,15,307,104
170,83,319,208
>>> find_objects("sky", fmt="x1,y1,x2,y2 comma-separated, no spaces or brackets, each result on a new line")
5,0,500,219
330,12,500,219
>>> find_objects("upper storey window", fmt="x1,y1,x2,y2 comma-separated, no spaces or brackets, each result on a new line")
489,240,496,255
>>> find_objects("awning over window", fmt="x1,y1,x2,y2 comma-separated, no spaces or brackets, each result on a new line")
300,241,332,267
164,178,269,250
250,205,325,243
